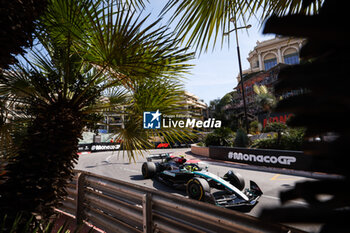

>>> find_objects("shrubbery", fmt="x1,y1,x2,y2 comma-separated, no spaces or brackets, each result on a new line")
204,127,234,147
263,122,287,133
249,121,260,134
0,212,90,233
200,122,304,151
234,128,249,147
202,127,250,148
251,126,305,150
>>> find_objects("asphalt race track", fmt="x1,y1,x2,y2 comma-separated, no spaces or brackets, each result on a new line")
75,148,321,232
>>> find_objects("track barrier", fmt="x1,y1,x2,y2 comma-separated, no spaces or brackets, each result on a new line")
60,170,305,233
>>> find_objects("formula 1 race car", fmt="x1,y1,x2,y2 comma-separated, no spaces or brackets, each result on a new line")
141,153,263,209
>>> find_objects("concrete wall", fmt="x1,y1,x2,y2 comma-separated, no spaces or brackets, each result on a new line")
191,144,209,157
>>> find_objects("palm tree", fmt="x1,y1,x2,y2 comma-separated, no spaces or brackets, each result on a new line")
0,0,48,68
253,84,276,113
0,0,194,225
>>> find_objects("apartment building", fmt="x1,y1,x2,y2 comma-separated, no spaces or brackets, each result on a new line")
232,36,306,123
241,36,305,79
183,91,208,119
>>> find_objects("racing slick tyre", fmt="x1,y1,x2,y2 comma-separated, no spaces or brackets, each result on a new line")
142,162,156,179
224,170,245,191
186,178,210,201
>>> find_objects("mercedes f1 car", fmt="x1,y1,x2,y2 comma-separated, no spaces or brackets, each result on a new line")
141,153,263,209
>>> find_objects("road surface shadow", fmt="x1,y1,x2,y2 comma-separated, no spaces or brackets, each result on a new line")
130,175,144,180
85,161,139,168
151,179,187,196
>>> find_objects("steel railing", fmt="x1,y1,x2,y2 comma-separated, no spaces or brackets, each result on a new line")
60,170,305,233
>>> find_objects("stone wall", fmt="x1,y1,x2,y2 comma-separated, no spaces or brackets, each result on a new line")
190,144,209,157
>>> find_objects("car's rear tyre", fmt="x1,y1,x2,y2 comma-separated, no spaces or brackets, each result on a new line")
142,162,156,179
186,178,210,201
224,170,245,191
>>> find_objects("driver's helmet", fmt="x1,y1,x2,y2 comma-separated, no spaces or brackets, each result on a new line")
185,164,198,172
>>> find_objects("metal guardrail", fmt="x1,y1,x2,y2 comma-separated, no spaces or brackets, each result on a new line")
60,170,305,233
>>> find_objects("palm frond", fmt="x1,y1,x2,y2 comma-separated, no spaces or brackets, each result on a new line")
162,0,323,52
73,1,194,81
82,86,130,115
113,78,196,160
124,0,147,10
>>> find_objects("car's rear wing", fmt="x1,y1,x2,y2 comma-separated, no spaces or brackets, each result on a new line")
146,153,172,162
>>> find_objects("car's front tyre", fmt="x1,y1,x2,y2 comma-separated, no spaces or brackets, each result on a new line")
223,170,245,191
186,178,210,201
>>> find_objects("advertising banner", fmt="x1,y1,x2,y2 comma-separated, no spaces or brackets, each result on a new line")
78,141,191,153
258,112,293,128
78,142,121,152
209,146,336,173
91,143,121,152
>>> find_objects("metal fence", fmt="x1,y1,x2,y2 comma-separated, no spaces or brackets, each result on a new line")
61,170,305,233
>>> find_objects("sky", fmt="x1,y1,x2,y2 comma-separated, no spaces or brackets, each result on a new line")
142,2,275,105
18,2,276,105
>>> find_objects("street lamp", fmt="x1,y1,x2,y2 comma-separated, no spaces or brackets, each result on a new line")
224,20,251,134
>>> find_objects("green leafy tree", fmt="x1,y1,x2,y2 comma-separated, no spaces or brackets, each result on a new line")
234,128,249,147
204,127,234,147
263,122,287,133
209,92,239,131
263,122,287,146
249,120,259,134
0,0,194,225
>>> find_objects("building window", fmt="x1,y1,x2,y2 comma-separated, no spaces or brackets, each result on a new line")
264,58,277,70
284,53,299,65
252,59,259,68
